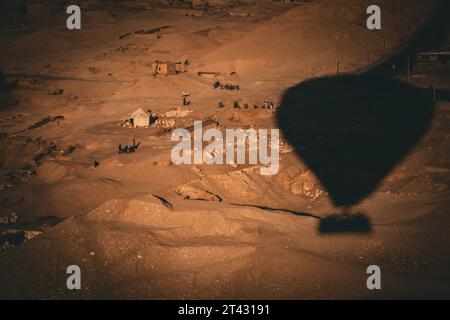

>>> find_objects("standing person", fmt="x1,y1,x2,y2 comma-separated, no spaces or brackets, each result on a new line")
182,92,190,106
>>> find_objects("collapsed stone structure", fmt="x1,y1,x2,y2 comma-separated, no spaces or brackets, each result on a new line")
130,108,152,127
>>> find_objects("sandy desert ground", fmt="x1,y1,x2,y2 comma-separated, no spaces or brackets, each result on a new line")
0,0,449,299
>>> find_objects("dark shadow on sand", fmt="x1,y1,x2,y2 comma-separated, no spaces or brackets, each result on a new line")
277,75,435,208
231,204,373,234
318,213,372,234
277,75,437,233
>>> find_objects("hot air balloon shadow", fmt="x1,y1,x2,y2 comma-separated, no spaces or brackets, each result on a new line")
277,74,436,234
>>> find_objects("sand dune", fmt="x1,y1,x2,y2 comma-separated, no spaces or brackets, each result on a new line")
0,0,449,299
201,0,439,75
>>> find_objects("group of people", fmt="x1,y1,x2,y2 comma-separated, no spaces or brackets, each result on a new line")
217,99,279,110
212,81,240,91
118,139,141,154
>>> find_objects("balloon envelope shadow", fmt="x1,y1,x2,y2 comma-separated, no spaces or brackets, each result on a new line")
277,75,435,222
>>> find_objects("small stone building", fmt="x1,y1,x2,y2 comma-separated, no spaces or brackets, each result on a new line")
130,108,151,127
151,61,181,76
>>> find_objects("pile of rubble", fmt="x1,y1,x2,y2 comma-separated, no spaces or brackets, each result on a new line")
0,212,42,253
0,136,61,183
0,213,62,253
0,184,12,191
162,108,193,118
289,170,326,200
150,107,194,129
0,212,18,224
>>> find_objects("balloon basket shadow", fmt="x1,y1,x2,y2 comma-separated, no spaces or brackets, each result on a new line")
318,213,372,234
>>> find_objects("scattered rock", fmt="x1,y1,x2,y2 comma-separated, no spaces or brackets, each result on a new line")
48,88,64,96
0,70,8,93
0,184,12,191
61,145,76,155
9,212,18,223
279,140,295,154
319,213,372,234
88,67,100,74
176,185,222,202
303,179,315,193
289,170,324,200
162,108,193,118
0,212,19,224
0,229,25,252
289,180,303,195
398,175,449,194
20,115,65,132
